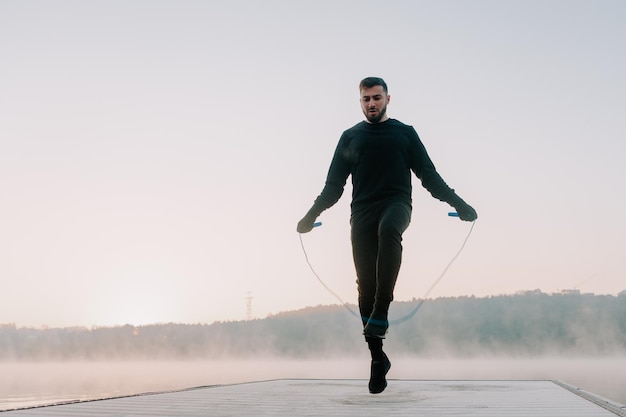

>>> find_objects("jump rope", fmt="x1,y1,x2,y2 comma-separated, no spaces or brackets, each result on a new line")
299,212,476,326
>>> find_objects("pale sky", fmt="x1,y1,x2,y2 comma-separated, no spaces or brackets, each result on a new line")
1,0,625,328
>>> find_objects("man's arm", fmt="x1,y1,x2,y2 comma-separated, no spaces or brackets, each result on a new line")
409,130,478,222
297,134,352,233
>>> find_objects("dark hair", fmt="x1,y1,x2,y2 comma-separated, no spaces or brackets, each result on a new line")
359,77,388,94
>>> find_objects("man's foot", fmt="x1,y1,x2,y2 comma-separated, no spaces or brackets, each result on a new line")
369,352,391,394
363,310,388,339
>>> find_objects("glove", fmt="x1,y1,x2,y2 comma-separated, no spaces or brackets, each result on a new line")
297,211,318,233
454,201,478,222
448,193,477,222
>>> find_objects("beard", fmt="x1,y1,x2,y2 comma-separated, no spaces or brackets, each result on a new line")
364,105,387,123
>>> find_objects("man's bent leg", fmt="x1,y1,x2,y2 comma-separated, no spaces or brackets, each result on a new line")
376,202,411,308
350,209,379,329
364,202,411,338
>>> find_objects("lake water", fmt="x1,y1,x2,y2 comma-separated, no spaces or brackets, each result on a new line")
1,357,625,411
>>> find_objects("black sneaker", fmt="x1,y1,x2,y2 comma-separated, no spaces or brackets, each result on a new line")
368,352,391,394
363,312,388,339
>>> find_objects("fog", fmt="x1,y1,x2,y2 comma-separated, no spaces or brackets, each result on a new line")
2,358,625,411
2,294,625,410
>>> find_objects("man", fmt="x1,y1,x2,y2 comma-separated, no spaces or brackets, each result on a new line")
297,77,477,394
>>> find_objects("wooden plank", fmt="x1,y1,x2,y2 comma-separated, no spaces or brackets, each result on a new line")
2,380,623,416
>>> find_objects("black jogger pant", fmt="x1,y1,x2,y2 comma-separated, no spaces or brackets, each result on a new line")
350,200,412,326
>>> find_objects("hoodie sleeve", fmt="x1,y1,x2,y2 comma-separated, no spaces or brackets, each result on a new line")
408,128,460,204
308,131,353,216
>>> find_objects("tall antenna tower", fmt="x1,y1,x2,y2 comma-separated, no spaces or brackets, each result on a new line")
245,291,253,320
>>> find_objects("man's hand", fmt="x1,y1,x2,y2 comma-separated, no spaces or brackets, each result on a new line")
455,202,478,222
297,214,317,233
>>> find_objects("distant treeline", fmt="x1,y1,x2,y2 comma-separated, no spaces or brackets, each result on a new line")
1,291,625,360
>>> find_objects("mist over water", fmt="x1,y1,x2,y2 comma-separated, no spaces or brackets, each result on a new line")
2,357,625,411
2,294,624,410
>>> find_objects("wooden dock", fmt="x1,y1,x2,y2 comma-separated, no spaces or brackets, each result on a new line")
2,379,625,416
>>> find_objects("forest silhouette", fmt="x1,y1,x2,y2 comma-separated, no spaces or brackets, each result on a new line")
2,291,625,360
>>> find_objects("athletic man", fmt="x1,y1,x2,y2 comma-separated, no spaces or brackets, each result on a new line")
297,77,477,394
